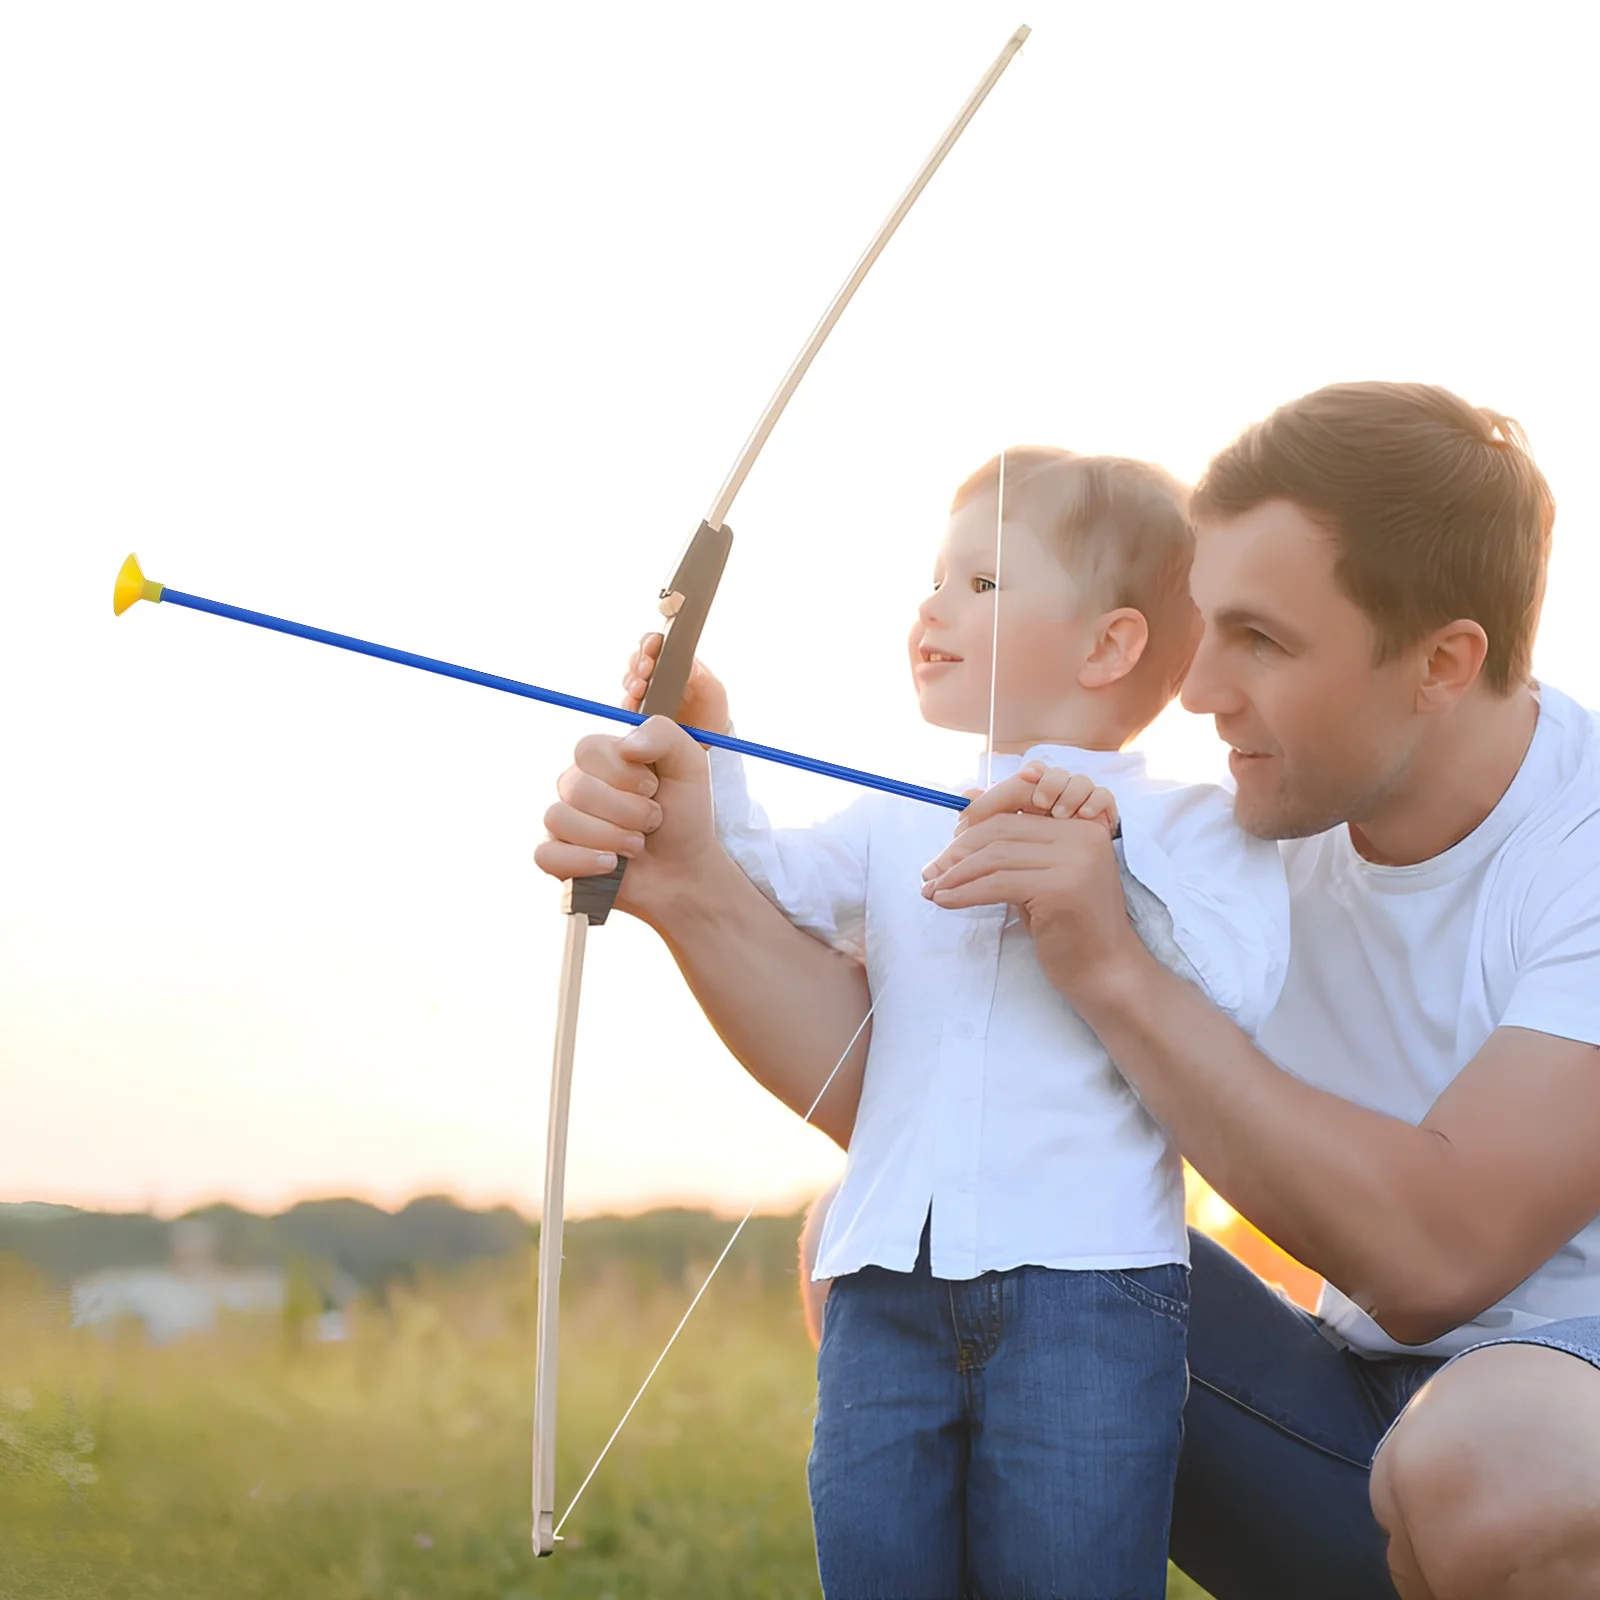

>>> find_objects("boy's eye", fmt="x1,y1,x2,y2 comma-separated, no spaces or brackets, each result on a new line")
972,576,996,594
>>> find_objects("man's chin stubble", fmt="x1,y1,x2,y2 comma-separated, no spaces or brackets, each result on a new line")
1233,783,1353,843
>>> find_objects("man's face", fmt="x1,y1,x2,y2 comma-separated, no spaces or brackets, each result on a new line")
1183,500,1422,839
907,489,1093,748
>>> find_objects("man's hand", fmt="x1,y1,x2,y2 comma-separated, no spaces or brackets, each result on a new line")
535,716,718,925
622,633,731,737
920,760,1143,999
535,711,872,1147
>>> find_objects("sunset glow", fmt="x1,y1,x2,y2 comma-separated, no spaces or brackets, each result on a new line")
3,3,1595,1230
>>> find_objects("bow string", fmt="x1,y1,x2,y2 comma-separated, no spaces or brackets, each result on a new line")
535,23,1032,1557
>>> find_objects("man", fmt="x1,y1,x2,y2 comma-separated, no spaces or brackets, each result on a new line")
536,383,1600,1598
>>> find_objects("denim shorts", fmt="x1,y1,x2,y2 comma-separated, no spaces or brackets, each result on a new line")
1172,1229,1600,1600
1447,1313,1600,1372
809,1220,1189,1600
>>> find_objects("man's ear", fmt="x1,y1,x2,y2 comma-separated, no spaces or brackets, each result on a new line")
1415,619,1489,714
1078,607,1149,690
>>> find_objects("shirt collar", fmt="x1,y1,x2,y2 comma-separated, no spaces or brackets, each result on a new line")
968,743,1149,790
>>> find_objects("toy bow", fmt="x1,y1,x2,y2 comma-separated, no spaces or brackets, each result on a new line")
530,23,1030,1556
108,21,1032,1560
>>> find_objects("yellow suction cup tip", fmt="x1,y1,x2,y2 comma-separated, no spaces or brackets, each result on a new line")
113,553,164,616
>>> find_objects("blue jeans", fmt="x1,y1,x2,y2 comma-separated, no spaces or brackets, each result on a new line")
1171,1229,1600,1599
809,1224,1189,1599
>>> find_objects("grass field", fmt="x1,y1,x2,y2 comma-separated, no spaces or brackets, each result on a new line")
1,1245,1213,1599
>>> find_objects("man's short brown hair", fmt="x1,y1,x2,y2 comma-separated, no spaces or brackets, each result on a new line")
1192,382,1555,693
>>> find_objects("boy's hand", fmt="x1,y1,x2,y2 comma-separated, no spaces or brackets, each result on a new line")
623,633,731,737
1003,762,1119,834
921,759,1142,1002
953,761,1118,832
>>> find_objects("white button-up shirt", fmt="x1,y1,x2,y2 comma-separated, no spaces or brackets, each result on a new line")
711,743,1289,1283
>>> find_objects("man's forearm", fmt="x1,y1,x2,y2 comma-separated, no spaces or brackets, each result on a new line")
1076,952,1467,1344
635,850,869,1149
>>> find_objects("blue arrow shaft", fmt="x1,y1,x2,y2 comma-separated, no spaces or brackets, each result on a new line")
160,588,971,813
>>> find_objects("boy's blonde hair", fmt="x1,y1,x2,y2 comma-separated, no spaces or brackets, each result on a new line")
952,447,1198,729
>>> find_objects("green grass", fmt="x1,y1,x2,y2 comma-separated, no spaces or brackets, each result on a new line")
0,1249,1211,1598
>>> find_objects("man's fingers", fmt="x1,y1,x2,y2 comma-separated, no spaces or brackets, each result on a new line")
555,764,662,834
616,714,708,779
542,798,649,858
926,814,1066,878
924,868,1036,911
573,722,702,791
533,837,620,882
570,732,658,791
922,840,1060,895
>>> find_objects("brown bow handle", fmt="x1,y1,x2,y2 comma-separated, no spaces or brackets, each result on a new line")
562,517,733,925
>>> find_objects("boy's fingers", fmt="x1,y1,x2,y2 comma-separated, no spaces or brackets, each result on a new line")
1048,775,1095,818
1079,787,1117,820
1029,768,1073,810
955,773,1048,831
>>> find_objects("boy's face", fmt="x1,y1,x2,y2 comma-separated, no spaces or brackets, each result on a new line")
907,488,1095,749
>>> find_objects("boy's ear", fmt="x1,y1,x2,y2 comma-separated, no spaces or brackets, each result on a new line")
1078,608,1148,689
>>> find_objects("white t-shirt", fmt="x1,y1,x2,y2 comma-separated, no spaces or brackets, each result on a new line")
1259,682,1600,1359
711,742,1290,1282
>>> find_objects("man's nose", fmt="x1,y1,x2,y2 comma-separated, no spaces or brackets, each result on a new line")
1180,637,1237,716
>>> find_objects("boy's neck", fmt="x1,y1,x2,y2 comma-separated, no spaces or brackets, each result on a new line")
986,700,1136,756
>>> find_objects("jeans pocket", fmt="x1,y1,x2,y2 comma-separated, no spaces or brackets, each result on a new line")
1094,1264,1191,1327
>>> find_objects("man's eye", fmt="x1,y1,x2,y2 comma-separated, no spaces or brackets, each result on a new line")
972,576,996,594
1248,629,1282,655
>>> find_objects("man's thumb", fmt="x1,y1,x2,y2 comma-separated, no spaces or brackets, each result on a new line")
618,714,702,776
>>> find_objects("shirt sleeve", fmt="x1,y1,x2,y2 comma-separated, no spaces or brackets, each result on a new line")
708,742,873,961
1500,813,1600,1048
1113,779,1291,1038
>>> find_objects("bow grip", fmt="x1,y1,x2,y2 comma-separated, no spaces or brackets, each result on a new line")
563,518,734,925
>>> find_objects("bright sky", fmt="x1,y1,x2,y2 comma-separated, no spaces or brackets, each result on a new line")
3,2,1595,1220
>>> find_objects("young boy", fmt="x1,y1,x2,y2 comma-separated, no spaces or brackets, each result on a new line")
623,448,1289,1599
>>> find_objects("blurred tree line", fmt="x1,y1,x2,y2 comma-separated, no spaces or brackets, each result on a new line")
0,1198,807,1298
